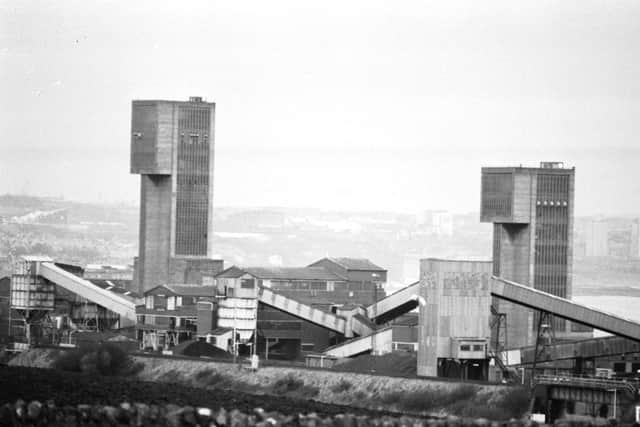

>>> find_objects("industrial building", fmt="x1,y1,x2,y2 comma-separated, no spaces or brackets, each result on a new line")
136,284,218,350
417,259,493,379
6,257,140,349
211,259,388,358
4,96,640,421
130,97,223,295
480,162,591,348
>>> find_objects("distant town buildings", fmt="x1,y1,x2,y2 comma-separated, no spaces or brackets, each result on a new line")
584,220,610,257
416,210,453,236
130,97,223,294
629,220,640,259
10,208,68,225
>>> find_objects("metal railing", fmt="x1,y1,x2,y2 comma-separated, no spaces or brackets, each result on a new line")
535,374,638,395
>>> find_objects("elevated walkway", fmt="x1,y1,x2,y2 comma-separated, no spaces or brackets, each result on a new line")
351,313,375,337
40,262,138,327
257,288,348,335
491,277,640,342
513,336,640,366
323,326,393,358
366,282,420,324
535,374,638,396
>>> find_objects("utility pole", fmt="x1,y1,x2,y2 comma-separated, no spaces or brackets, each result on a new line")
232,298,237,366
607,389,617,420
370,275,379,355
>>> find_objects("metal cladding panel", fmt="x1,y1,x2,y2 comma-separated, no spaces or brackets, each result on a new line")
417,259,493,377
10,275,55,310
491,277,640,342
131,102,174,175
174,104,214,257
533,172,572,299
480,170,514,223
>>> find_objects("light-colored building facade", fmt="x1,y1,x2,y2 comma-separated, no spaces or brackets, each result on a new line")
584,220,609,257
417,258,493,379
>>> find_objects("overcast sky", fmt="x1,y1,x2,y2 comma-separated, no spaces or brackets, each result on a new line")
1,0,639,215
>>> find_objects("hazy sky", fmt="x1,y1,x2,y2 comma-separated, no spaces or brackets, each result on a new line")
1,1,639,215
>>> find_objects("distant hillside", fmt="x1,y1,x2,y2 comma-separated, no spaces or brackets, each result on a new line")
0,194,138,231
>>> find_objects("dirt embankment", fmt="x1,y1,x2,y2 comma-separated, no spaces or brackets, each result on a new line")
9,349,524,419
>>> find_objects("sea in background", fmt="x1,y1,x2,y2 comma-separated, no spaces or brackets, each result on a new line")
573,296,640,337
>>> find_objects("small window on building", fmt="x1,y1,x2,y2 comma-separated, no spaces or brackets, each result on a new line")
472,344,485,352
167,297,175,311
226,287,234,297
613,362,626,373
154,295,167,310
460,345,471,352
241,279,255,289
146,296,153,309
176,296,182,307
309,282,324,290
327,281,334,292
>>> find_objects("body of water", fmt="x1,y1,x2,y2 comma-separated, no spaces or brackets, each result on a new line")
573,296,640,337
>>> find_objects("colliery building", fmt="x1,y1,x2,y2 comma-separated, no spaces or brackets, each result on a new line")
481,162,591,348
130,97,224,295
135,284,217,350
131,258,390,359
211,258,387,358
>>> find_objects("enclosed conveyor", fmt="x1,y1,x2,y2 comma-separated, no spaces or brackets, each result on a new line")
39,262,138,327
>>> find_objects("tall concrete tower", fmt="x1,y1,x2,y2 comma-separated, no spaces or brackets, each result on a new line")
480,162,576,347
131,97,223,294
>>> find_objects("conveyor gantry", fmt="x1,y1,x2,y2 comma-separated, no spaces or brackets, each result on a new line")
39,262,138,327
491,276,640,343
